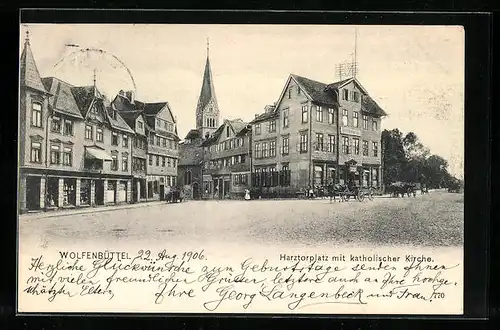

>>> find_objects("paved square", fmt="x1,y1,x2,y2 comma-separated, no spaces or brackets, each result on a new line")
20,191,463,249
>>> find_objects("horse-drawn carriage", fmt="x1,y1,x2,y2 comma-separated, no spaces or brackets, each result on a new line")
447,179,461,193
165,187,183,203
387,181,417,198
327,183,375,202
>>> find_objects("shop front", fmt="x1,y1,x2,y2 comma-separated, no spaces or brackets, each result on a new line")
80,179,91,206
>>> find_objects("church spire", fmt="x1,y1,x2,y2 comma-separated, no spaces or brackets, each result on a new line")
20,29,49,94
195,38,220,136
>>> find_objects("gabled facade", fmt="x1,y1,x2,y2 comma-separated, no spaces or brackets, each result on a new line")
248,73,387,193
200,119,251,199
18,35,135,213
112,90,180,202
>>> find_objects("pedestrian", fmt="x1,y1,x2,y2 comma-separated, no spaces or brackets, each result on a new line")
244,188,251,201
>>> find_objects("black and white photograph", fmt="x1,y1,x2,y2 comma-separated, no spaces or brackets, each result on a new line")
18,22,464,314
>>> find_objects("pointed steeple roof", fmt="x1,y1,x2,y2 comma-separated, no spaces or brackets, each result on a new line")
19,31,50,94
196,54,217,111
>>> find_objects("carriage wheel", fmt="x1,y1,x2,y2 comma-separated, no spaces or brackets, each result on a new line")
357,192,365,202
367,191,374,201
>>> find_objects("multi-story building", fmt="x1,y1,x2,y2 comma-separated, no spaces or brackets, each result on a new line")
178,42,222,199
18,35,135,213
112,90,180,201
201,119,251,199
249,74,386,192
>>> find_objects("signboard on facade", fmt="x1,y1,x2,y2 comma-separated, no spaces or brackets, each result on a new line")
340,126,362,136
349,166,357,172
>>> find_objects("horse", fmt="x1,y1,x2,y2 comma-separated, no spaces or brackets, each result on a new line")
388,182,416,198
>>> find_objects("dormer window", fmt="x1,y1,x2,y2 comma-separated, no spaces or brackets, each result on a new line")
138,121,143,130
342,89,349,101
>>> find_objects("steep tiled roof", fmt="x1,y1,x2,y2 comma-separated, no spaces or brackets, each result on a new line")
20,39,50,94
228,118,248,135
41,77,83,119
105,106,135,134
291,74,338,107
143,102,167,116
185,128,202,140
71,86,96,117
362,94,387,117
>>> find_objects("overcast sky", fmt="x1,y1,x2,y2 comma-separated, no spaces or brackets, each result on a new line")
20,24,464,178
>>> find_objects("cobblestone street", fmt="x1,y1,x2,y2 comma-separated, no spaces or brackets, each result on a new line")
19,191,463,249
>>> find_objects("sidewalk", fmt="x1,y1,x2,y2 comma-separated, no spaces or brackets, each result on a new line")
19,200,167,220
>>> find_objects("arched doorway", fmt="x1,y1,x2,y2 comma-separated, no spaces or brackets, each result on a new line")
192,182,200,200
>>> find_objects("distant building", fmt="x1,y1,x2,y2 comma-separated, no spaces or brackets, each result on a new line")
249,74,387,192
178,42,222,199
201,119,251,199
112,91,180,202
19,34,135,213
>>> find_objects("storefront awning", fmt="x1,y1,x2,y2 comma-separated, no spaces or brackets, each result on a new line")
85,147,113,161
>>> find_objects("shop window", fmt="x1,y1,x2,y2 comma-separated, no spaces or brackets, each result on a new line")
80,179,91,205
314,166,324,186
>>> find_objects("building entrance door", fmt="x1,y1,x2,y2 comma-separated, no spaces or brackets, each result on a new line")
159,184,165,201
26,176,41,210
192,182,200,199
95,180,104,205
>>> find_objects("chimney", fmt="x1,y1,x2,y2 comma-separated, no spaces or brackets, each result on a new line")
264,105,275,114
125,90,135,104
119,90,125,96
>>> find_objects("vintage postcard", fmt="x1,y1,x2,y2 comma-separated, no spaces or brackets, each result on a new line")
17,23,464,314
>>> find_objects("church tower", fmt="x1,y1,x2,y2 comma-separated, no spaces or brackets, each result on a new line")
195,38,220,138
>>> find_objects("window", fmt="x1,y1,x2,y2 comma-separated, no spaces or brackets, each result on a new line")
288,87,292,99
363,140,369,156
63,147,72,166
173,158,177,168
316,133,324,151
156,155,160,166
269,120,276,133
363,115,368,130
262,142,269,158
85,125,93,140
314,166,324,186
50,145,60,164
342,109,348,126
283,109,289,128
96,128,103,142
162,137,167,148
342,136,350,154
373,142,379,157
149,154,153,166
255,143,261,159
30,142,41,163
301,105,308,123
316,106,323,122
122,155,128,171
300,132,308,153
372,120,378,131
121,135,128,148
64,120,73,136
226,126,230,137
269,140,276,157
162,156,166,167
353,111,359,127
157,119,161,127
138,121,143,130
229,139,234,149
149,134,154,145
328,135,336,153
168,157,172,167
255,123,261,135
328,108,335,125
51,117,61,133
111,155,118,171
353,138,360,155
112,132,119,145
342,89,349,100
353,91,360,103
282,136,289,155
156,136,160,146
31,102,42,127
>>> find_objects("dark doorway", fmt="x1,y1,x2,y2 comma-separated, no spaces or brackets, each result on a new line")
192,182,200,199
160,184,165,201
132,179,138,203
26,176,41,210
95,180,104,205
